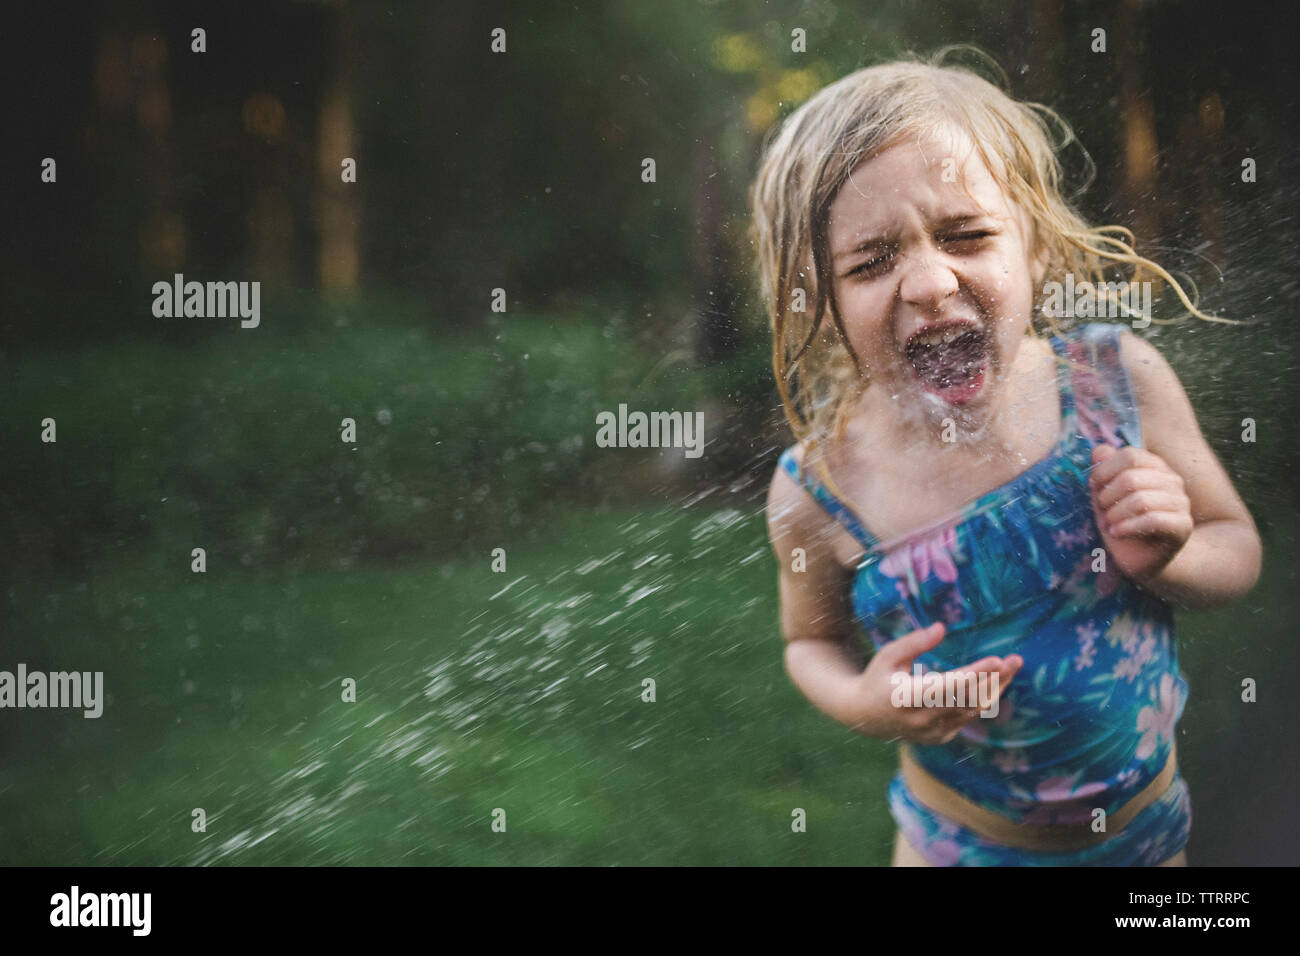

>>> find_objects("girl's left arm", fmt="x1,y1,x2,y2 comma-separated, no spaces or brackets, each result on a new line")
1089,328,1263,611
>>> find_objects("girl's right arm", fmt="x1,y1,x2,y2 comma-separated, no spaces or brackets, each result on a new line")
766,456,1020,744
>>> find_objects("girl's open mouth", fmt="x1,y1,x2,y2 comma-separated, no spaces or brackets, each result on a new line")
904,325,989,404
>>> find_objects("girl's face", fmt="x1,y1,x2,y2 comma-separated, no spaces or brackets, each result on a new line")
825,126,1044,418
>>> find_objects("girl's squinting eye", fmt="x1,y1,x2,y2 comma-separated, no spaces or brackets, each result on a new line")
940,229,995,246
847,253,893,278
843,231,994,278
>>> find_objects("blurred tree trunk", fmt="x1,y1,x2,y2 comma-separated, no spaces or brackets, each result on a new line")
693,128,739,363
1117,0,1161,253
1195,91,1225,272
318,0,359,294
1170,91,1225,285
1025,0,1063,102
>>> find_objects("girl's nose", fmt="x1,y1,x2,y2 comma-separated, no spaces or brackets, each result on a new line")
898,248,960,309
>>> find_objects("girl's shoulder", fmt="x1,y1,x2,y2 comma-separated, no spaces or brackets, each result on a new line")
769,438,858,542
767,439,841,554
775,437,843,506
771,439,820,522
775,438,810,485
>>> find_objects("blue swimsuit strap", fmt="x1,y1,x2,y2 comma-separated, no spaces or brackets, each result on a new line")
777,447,879,551
1066,322,1144,448
1048,330,1078,425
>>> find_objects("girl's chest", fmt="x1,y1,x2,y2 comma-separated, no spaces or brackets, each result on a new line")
826,435,1063,571
829,347,1065,561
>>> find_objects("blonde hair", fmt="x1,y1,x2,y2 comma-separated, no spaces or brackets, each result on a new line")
749,46,1233,474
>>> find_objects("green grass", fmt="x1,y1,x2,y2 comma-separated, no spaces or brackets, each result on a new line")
0,295,758,583
1,504,898,865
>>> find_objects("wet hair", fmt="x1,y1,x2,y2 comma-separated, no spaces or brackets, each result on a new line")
749,46,1230,464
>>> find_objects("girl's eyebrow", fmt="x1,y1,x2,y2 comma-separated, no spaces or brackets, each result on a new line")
833,213,990,262
932,213,990,231
833,234,892,262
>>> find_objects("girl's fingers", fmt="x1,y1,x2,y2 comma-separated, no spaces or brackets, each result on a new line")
955,653,1023,674
1108,510,1195,539
913,700,995,741
951,655,1023,684
880,622,945,668
1089,445,1170,487
1092,466,1184,509
1103,489,1189,527
992,658,1021,697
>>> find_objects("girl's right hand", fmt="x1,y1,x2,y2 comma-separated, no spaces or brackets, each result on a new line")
845,622,1023,744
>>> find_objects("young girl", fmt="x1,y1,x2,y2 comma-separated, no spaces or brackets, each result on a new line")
751,51,1262,866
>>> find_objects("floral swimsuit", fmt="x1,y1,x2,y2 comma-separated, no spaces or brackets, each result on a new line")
778,322,1192,865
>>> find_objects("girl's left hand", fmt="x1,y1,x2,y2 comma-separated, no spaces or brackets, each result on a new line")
1088,444,1194,583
